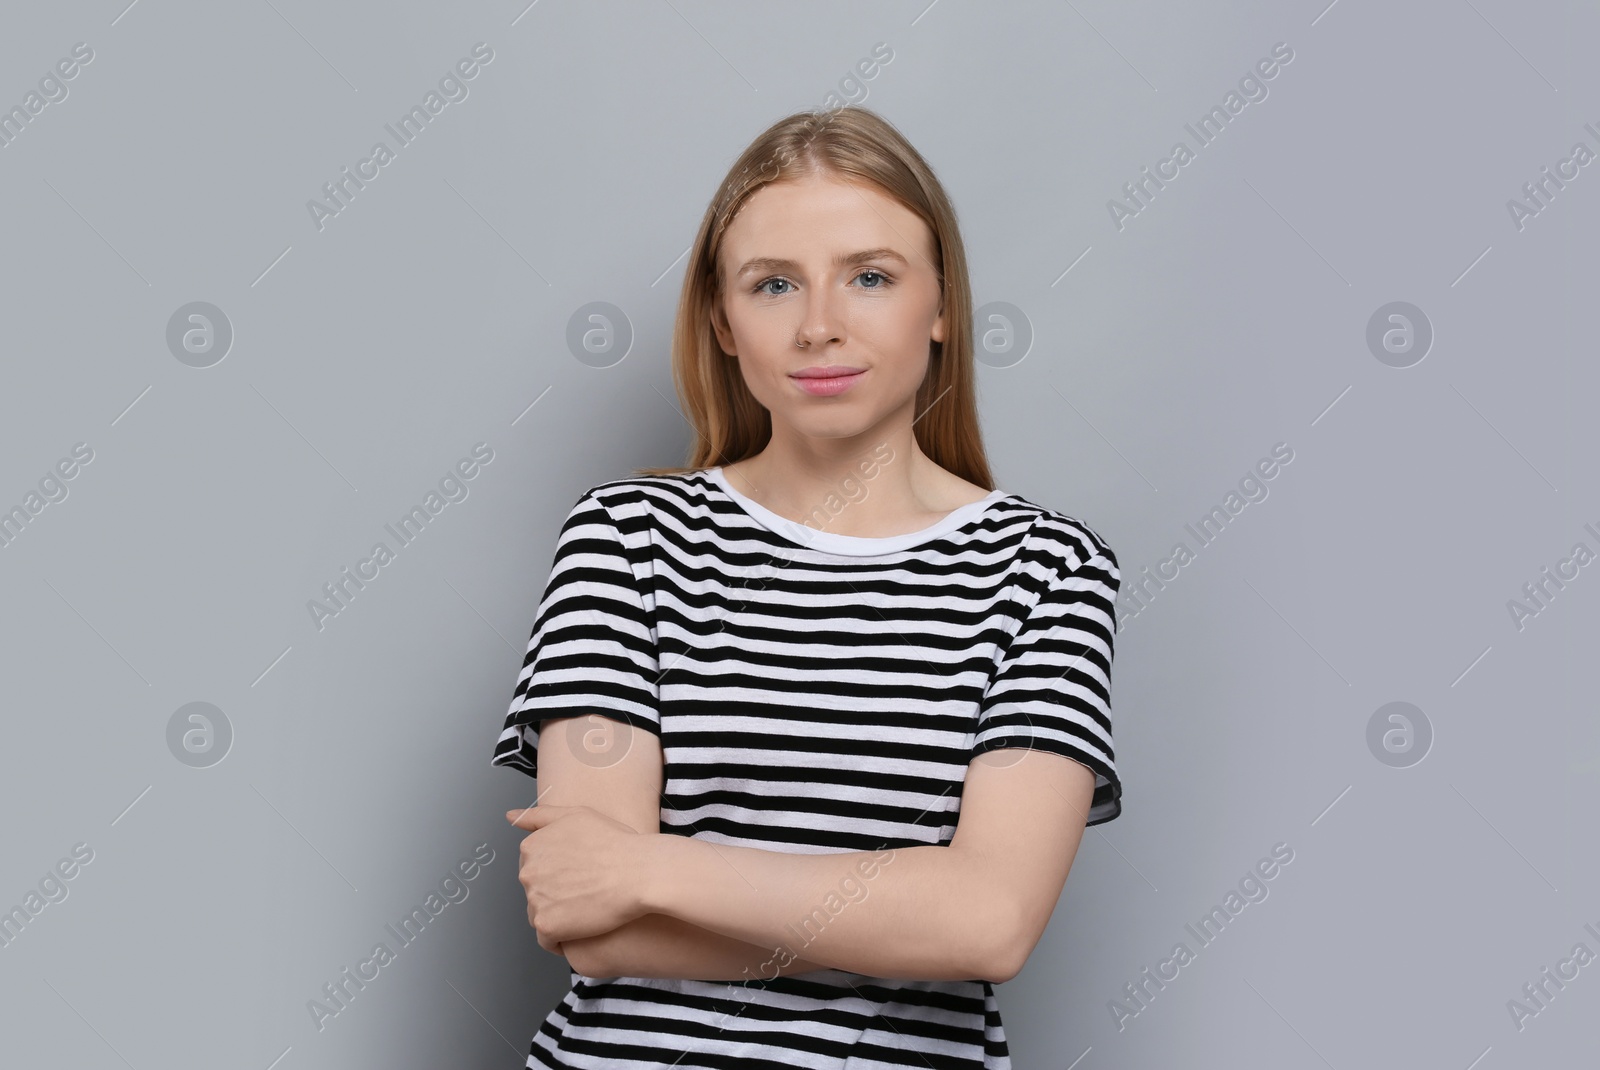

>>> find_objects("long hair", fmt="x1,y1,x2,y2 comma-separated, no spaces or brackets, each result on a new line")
633,106,994,491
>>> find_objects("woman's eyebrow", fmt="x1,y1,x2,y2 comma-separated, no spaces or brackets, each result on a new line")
735,247,909,278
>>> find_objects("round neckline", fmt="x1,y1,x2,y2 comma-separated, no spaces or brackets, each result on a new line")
705,466,1009,557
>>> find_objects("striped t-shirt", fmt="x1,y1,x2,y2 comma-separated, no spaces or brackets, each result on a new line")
492,466,1122,1069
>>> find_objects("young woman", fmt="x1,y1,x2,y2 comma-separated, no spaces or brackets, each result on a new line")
493,106,1123,1069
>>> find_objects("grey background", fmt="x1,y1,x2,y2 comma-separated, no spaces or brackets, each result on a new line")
2,1,1595,1067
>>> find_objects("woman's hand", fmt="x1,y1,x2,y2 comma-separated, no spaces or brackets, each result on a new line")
505,803,651,953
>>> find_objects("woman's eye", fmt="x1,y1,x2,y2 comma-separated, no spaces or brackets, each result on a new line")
754,271,890,296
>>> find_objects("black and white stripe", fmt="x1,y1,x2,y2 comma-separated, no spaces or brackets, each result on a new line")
493,468,1121,1069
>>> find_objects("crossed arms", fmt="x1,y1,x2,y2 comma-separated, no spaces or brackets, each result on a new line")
517,713,1097,985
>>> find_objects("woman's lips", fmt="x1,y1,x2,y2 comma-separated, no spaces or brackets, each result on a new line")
789,368,866,397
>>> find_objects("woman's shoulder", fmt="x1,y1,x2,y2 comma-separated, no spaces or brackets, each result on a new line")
930,468,1112,564
563,471,718,533
1000,492,1118,572
579,470,711,506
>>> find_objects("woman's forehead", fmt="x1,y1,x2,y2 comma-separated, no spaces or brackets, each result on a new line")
721,179,932,267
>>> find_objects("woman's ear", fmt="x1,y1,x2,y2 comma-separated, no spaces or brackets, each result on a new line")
709,295,737,356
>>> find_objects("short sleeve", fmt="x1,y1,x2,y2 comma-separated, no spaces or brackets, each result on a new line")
491,489,661,780
972,539,1122,825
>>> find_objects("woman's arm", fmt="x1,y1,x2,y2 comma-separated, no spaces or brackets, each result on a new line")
518,714,1088,985
632,750,1099,985
561,913,829,981
521,716,829,981
636,836,1004,983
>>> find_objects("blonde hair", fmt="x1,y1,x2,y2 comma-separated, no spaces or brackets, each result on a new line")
633,106,994,490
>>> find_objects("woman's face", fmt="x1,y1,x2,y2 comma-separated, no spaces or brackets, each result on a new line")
711,172,945,444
